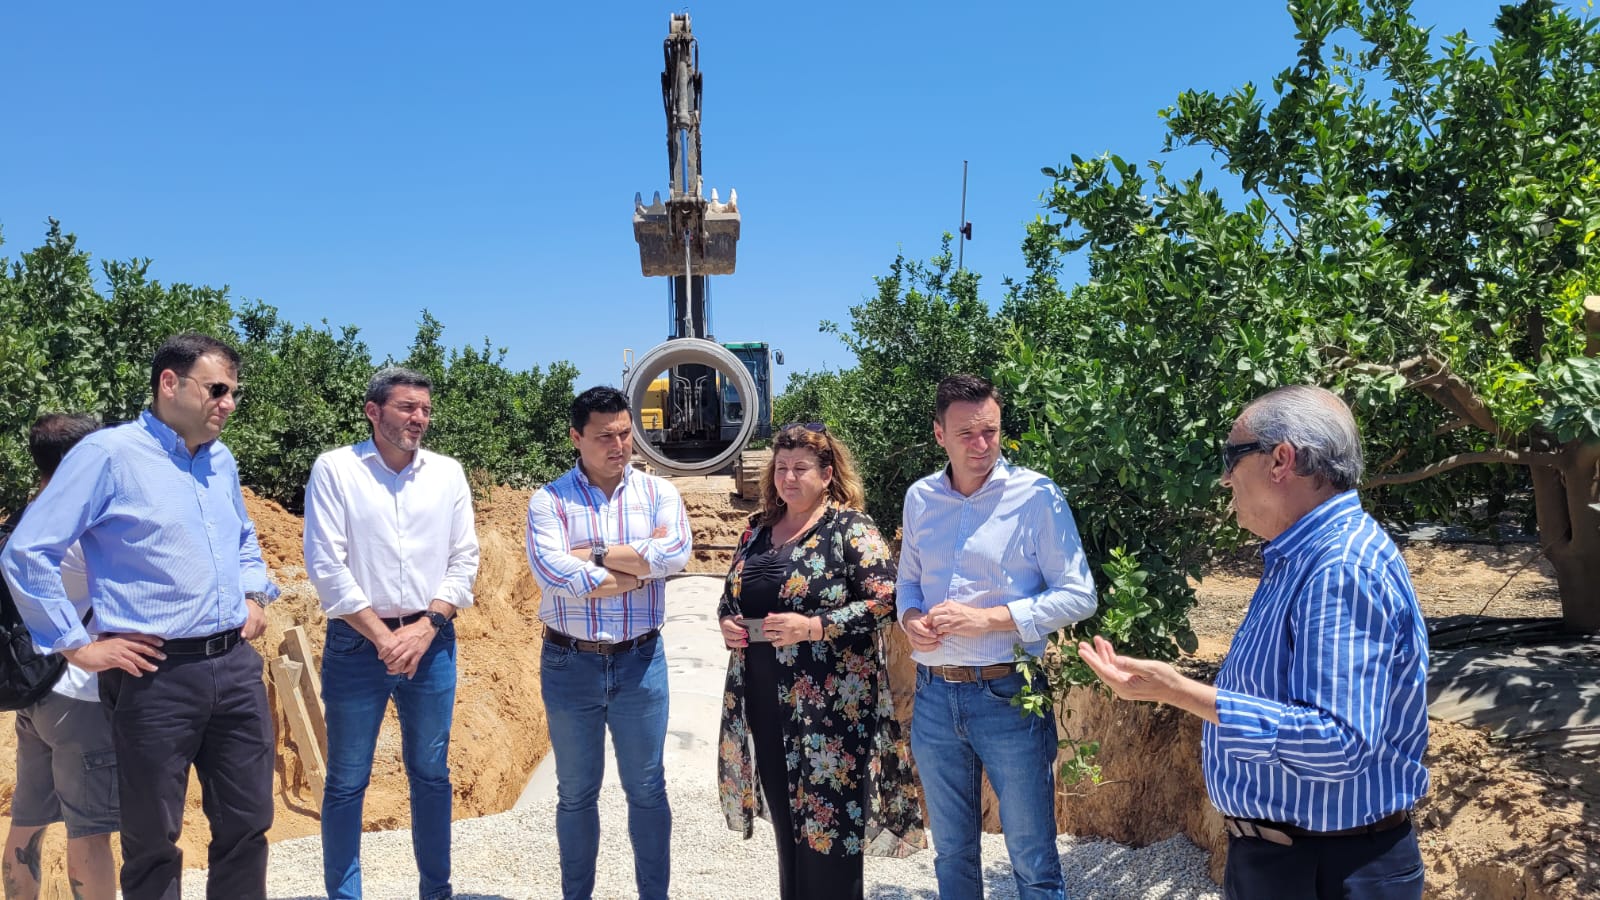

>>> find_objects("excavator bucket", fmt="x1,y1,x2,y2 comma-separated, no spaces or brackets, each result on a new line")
633,190,741,276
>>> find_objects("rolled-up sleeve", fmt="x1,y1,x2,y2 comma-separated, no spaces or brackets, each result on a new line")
303,457,370,618
1,446,115,652
1005,483,1097,643
630,480,692,578
526,489,605,601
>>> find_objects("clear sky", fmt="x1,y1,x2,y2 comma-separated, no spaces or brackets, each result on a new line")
1,1,1525,389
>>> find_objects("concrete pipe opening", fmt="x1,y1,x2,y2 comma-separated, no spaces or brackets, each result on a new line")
624,338,759,477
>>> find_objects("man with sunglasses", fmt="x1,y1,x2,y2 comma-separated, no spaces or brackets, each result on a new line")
2,332,279,900
304,367,479,900
1079,385,1428,900
897,374,1098,900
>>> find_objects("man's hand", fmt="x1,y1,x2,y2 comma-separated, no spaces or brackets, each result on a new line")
62,635,166,677
378,622,436,678
242,597,268,640
763,612,818,647
924,600,1006,639
1077,635,1219,723
900,609,942,652
719,615,749,650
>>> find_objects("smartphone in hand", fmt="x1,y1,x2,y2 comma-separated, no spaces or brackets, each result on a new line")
738,617,772,642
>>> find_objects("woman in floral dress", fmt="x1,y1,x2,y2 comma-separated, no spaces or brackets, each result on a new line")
716,422,924,900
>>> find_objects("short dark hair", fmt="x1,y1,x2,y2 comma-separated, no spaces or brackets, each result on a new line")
149,332,241,394
571,385,629,432
29,413,101,479
365,367,433,406
935,374,1002,422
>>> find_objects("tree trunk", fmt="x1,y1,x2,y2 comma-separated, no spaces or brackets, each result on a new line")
1538,296,1600,633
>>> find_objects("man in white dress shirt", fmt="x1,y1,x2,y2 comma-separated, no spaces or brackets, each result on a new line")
304,367,480,900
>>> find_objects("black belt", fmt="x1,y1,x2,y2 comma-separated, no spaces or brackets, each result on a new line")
921,662,1018,683
1223,810,1411,846
543,626,659,656
380,611,427,630
161,628,244,658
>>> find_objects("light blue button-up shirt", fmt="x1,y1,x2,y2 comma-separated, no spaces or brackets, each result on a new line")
1,410,275,649
896,458,1097,666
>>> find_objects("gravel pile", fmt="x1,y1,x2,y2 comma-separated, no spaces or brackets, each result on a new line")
185,576,1221,898
187,775,1220,899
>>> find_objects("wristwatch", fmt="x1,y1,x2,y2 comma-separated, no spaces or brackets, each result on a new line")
246,591,273,609
425,611,451,630
592,544,609,568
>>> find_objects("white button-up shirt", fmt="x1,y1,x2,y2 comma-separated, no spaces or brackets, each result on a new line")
303,440,479,619
896,458,1097,666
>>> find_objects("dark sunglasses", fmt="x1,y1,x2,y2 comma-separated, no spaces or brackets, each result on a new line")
181,375,242,402
781,421,827,434
1221,440,1267,473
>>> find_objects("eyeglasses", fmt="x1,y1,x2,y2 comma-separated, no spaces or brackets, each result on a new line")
1221,440,1267,474
181,375,242,402
781,422,827,434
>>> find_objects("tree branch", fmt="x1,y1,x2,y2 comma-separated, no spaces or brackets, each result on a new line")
1363,448,1563,488
1344,352,1519,444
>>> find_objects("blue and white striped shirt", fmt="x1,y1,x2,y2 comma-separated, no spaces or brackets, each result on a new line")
525,464,692,642
1,411,275,649
1203,490,1430,831
896,459,1098,666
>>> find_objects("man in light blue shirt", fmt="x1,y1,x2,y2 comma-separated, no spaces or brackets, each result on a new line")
897,374,1097,900
1,333,278,900
1079,385,1428,900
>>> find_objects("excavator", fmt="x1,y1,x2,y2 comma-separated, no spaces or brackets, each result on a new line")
622,14,778,490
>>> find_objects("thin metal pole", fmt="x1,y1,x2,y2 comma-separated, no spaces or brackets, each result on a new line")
958,160,969,271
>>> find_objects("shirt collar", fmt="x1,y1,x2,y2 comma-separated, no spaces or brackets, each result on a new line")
573,460,631,493
355,438,425,475
938,456,1012,497
139,409,205,458
1262,490,1364,565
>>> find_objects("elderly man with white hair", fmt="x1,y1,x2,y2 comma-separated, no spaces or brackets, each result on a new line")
1079,384,1429,900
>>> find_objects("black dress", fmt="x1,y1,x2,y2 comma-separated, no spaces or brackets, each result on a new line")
738,527,865,900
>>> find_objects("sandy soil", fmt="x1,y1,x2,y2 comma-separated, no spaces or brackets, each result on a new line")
0,485,551,899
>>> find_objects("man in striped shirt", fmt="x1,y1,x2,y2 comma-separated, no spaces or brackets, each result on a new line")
525,386,692,900
1080,385,1429,900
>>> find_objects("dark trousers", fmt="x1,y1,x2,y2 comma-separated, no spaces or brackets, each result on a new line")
1223,820,1424,900
100,640,275,900
745,649,864,900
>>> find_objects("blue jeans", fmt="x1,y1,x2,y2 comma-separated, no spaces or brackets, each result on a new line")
540,634,671,900
321,618,457,900
910,665,1064,900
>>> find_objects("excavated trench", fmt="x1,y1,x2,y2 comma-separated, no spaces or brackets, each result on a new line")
1,485,1592,899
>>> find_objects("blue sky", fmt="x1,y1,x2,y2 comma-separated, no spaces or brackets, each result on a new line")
1,1,1525,390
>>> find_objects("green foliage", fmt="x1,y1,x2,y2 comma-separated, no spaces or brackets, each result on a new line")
800,238,1002,528
0,223,576,513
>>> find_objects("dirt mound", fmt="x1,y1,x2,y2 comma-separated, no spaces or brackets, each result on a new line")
0,485,551,897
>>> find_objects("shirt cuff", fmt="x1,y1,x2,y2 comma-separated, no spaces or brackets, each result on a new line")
1214,688,1285,758
1005,597,1040,643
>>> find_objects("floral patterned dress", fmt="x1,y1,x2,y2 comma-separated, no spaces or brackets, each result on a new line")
717,505,925,858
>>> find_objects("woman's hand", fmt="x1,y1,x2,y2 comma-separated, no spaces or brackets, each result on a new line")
764,612,820,647
719,615,749,649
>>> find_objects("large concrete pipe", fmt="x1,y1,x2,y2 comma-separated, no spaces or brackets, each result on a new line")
624,338,758,477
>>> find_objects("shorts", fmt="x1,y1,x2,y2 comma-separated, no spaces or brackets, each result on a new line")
12,690,119,837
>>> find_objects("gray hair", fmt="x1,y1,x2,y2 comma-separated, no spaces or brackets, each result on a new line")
365,367,433,406
1239,385,1364,491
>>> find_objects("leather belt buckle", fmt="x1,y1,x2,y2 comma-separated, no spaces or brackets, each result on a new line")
1223,816,1294,847
204,633,232,657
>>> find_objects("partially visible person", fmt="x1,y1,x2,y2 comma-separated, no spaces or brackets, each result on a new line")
1,332,279,900
897,373,1098,900
304,367,479,900
716,422,924,900
524,386,693,900
1079,384,1428,900
1,413,116,900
